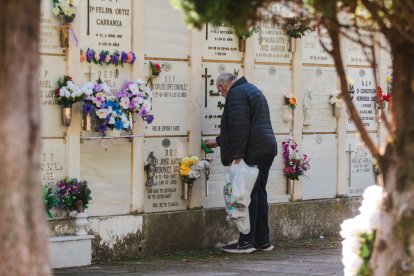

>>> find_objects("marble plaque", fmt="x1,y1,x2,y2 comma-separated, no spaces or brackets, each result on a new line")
303,27,333,64
80,139,132,216
346,68,378,131
267,134,291,203
39,55,67,137
254,65,292,133
144,0,190,59
144,61,189,136
346,30,373,66
200,135,289,208
144,137,188,213
40,139,66,186
202,23,243,61
201,63,244,135
40,0,63,54
255,4,291,63
80,0,132,51
302,67,338,133
301,134,337,200
345,133,377,196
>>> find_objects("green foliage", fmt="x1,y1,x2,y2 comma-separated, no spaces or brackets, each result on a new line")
171,0,265,31
235,26,260,40
42,185,58,219
358,231,376,276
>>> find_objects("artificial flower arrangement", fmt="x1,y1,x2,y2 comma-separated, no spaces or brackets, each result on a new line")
282,139,310,181
179,156,210,200
81,80,131,135
42,185,58,219
149,61,162,77
51,0,79,23
340,185,383,276
55,75,85,107
56,178,92,213
376,86,392,110
116,79,154,124
329,91,343,117
281,17,313,38
81,48,136,67
285,94,297,109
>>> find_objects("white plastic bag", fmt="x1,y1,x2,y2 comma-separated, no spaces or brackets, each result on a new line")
223,160,259,234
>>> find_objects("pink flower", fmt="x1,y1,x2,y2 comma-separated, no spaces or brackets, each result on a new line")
80,51,86,62
127,52,133,63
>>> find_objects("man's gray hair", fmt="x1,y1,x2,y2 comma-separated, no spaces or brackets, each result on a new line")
217,73,237,85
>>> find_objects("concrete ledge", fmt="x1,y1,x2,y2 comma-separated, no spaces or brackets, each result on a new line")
49,235,94,268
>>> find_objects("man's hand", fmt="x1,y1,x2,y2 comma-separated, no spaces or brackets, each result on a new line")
233,158,243,164
205,139,218,148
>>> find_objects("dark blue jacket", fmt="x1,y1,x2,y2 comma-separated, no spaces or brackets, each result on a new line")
217,77,277,166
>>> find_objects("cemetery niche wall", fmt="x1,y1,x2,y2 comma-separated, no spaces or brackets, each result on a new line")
40,0,389,261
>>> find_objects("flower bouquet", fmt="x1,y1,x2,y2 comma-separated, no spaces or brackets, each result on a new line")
285,94,297,109
376,86,391,110
51,0,79,23
55,75,84,126
282,139,310,181
42,185,58,219
116,79,154,124
340,185,383,276
55,75,84,107
179,156,210,200
149,61,162,77
81,48,136,67
56,178,91,214
281,17,313,38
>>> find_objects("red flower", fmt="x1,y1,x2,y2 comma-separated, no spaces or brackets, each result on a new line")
155,63,161,72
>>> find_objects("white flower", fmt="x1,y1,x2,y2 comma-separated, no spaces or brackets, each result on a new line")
133,97,144,105
342,252,363,276
59,87,67,97
96,108,109,119
64,90,71,98
120,97,130,109
342,237,361,255
329,96,338,105
189,170,201,179
108,116,115,125
144,87,153,97
52,7,60,16
129,83,139,95
101,83,111,94
122,120,130,129
66,81,76,90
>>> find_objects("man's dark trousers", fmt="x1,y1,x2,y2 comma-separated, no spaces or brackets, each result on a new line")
239,156,275,245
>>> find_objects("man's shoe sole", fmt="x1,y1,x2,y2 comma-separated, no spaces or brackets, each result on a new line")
221,248,256,254
258,245,274,252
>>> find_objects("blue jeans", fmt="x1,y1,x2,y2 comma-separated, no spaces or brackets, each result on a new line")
239,156,275,245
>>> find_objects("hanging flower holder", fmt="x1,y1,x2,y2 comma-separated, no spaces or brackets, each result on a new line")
288,37,296,53
59,23,70,48
286,178,294,199
182,180,192,200
82,113,92,131
62,106,72,127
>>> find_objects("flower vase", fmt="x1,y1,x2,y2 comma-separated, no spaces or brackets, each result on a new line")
238,38,246,52
59,23,70,48
333,104,342,118
106,129,121,137
74,211,88,236
286,179,294,196
182,180,191,200
288,37,296,53
82,113,92,131
282,105,293,123
62,106,72,127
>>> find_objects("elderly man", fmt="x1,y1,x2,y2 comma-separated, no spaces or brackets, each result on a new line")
205,73,277,253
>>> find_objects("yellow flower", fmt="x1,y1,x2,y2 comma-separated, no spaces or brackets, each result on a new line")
386,76,392,84
190,156,199,165
180,167,191,176
181,157,191,163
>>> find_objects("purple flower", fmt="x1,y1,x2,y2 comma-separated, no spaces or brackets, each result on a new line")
131,52,136,64
121,51,128,63
145,114,154,124
110,53,119,65
99,51,107,63
86,48,94,62
83,103,95,114
96,123,108,134
94,83,102,92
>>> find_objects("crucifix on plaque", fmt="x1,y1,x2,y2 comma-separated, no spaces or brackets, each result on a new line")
346,144,355,187
202,68,211,108
84,66,95,81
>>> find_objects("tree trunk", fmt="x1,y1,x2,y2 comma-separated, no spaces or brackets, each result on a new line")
370,43,414,275
0,0,51,275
